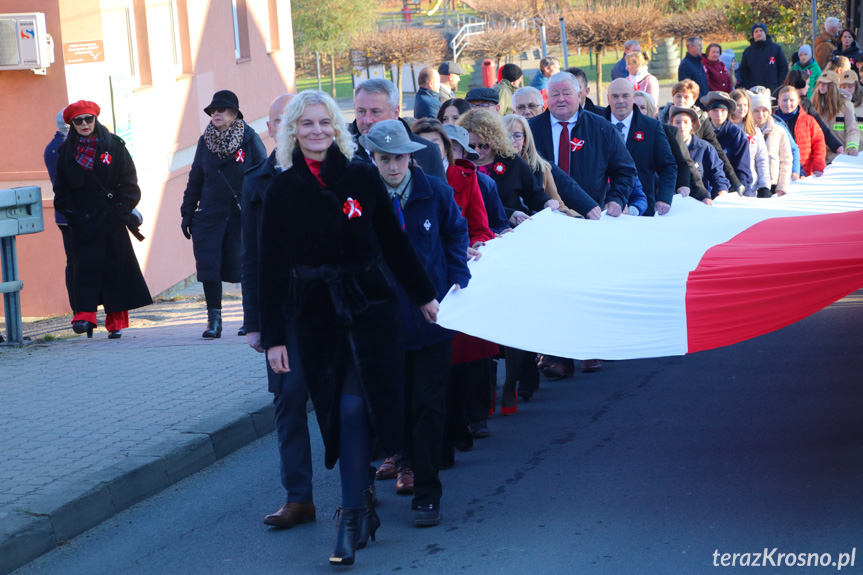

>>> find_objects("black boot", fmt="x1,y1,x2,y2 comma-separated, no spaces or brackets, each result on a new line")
202,308,222,339
356,488,380,550
329,507,361,566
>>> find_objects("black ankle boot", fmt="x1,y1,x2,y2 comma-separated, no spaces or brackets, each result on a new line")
329,507,361,566
72,320,95,338
202,308,222,339
356,488,380,550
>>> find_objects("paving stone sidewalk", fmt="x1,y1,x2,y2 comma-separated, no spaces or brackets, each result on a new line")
0,286,280,574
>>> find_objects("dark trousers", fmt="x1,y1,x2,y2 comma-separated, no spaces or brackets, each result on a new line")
506,348,540,394
443,359,484,457
465,357,496,423
399,340,452,508
268,358,314,504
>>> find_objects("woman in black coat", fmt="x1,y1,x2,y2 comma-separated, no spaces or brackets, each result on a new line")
53,100,151,339
180,90,266,338
259,91,438,566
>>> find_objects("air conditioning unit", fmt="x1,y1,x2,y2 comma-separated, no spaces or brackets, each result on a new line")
0,13,54,74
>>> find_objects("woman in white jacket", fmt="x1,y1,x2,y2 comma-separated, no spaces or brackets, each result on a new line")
748,90,793,196
730,89,771,196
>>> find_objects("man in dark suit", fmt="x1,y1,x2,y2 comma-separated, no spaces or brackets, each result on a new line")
527,72,635,217
603,78,677,216
349,79,446,181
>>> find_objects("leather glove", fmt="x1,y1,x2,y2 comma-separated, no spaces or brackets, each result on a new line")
734,184,746,196
181,215,193,239
756,187,771,198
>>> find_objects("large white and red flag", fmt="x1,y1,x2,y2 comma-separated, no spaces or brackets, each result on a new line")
437,156,863,359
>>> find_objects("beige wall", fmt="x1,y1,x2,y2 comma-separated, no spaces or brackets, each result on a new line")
0,0,294,317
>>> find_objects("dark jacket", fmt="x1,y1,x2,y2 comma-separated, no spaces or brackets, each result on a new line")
350,118,446,181
678,52,710,98
740,35,788,91
529,108,636,208
396,166,470,351
44,130,67,225
482,154,549,218
611,57,628,81
413,87,441,119
712,120,753,191
53,121,152,314
659,103,743,191
663,123,710,201
180,122,266,283
542,162,599,217
258,144,436,469
831,41,863,67
475,172,510,233
602,106,677,214
687,135,730,197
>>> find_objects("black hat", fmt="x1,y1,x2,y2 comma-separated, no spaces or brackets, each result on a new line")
204,90,243,119
465,87,499,104
438,61,466,75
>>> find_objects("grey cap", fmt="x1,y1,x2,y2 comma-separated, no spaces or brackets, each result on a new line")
465,87,499,104
438,61,466,75
442,124,479,161
359,120,426,155
56,109,68,133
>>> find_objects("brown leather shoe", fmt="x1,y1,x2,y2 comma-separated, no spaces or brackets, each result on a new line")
396,467,414,495
543,361,574,380
581,359,602,373
376,455,399,480
536,354,553,370
263,501,316,528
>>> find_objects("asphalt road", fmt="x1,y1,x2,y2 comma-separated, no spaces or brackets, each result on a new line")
13,291,863,575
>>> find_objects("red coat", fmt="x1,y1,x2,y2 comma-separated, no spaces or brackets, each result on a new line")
446,160,495,244
702,57,733,92
793,108,827,175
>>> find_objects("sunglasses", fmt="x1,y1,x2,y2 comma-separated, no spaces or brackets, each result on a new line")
212,107,231,114
472,142,491,150
72,115,95,126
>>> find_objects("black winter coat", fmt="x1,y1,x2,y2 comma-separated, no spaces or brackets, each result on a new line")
831,41,863,68
740,35,788,91
258,144,436,469
483,154,549,218
53,122,152,314
180,122,266,283
663,124,710,201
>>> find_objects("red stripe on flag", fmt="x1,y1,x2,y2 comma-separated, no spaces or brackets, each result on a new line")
686,210,863,354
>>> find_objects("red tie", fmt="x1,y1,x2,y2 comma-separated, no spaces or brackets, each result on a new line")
557,121,569,173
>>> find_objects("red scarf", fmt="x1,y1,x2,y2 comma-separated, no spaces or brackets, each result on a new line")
305,158,326,187
75,134,99,171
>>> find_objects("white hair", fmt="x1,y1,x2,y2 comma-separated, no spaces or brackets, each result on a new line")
547,72,581,93
825,17,841,32
276,90,356,170
513,86,543,106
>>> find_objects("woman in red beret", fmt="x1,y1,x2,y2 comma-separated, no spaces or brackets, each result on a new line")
53,100,152,338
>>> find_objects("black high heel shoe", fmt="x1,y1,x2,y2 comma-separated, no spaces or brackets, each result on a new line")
108,330,122,339
329,507,361,566
72,320,95,338
356,488,380,550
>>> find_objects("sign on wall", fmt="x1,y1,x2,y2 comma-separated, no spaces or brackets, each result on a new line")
63,40,105,65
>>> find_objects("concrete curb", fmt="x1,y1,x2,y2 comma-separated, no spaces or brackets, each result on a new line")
0,397,311,574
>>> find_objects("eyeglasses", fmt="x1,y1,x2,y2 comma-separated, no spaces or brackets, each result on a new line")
72,115,95,126
470,102,495,109
509,132,525,141
515,104,541,112
471,142,491,150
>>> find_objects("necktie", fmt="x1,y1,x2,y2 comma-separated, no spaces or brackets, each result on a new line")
392,196,405,230
615,122,626,142
557,121,570,173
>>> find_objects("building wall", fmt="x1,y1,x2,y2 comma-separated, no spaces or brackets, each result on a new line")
0,0,294,318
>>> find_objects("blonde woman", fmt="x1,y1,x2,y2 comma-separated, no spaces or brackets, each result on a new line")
730,89,771,196
260,90,438,566
501,114,599,219
626,51,659,101
810,70,861,162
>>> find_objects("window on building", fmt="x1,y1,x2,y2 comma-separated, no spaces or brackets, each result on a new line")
102,0,139,79
231,0,251,61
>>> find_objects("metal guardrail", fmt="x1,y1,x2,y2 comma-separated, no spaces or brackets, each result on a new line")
1,186,44,345
450,21,486,60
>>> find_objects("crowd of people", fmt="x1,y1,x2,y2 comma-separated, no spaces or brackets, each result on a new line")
46,18,863,567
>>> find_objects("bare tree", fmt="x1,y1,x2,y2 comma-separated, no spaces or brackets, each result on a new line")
657,9,735,58
468,0,540,23
352,28,447,110
463,26,538,72
544,4,661,105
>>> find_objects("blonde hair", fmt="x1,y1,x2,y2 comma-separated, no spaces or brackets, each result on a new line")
672,79,700,99
825,55,851,74
810,81,843,122
457,108,515,158
625,51,648,69
634,91,657,118
276,90,356,169
501,114,549,173
730,89,757,136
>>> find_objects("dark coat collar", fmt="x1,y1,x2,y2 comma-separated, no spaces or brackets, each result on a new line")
291,143,351,188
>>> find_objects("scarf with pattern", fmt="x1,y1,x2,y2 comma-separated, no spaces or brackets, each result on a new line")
203,119,246,159
75,134,99,171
